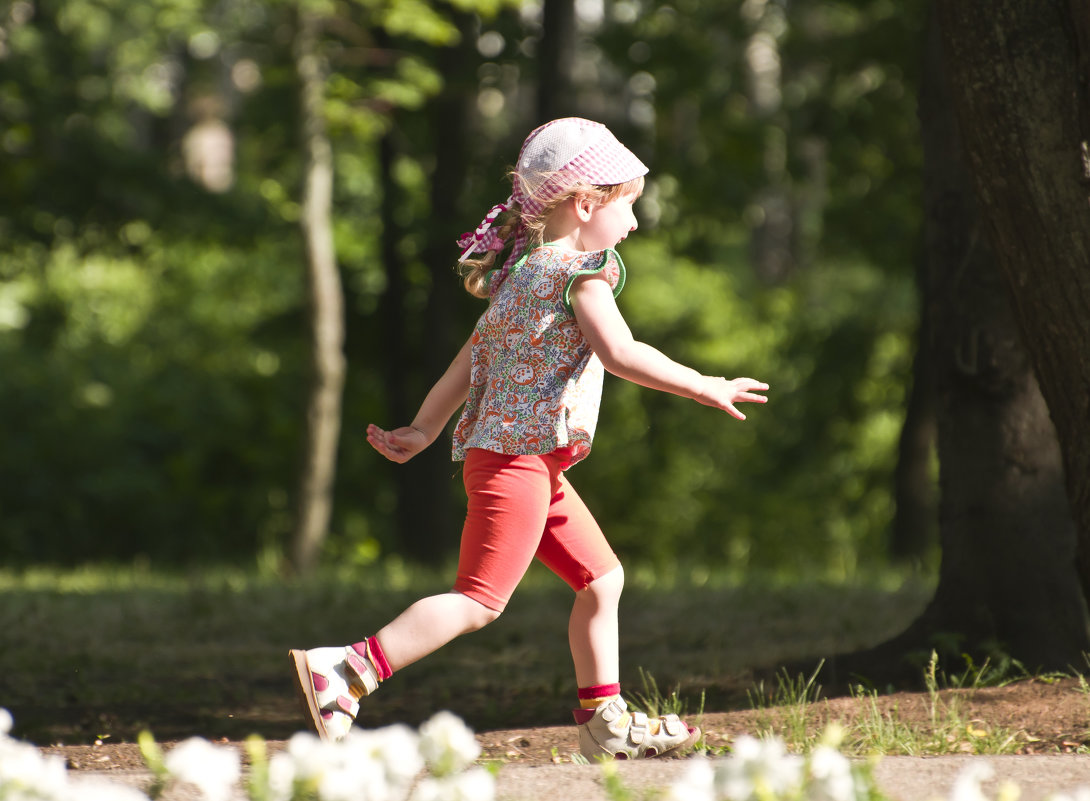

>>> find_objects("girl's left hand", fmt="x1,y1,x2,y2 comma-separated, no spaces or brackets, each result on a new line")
695,376,769,421
367,423,429,463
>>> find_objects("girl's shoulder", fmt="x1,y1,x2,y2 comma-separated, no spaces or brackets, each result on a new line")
530,247,626,311
532,245,621,274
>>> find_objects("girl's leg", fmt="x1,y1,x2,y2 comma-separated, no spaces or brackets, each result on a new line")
375,449,559,671
530,467,702,759
373,591,500,672
568,565,624,687
531,468,623,691
291,449,557,741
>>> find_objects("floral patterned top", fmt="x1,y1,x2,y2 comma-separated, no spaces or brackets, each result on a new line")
451,245,626,467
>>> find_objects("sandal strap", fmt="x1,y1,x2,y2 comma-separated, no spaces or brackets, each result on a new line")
344,647,381,695
576,696,697,759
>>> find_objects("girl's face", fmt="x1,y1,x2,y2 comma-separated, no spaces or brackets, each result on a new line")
578,192,639,251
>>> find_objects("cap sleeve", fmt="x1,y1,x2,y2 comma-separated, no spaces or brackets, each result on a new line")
562,248,627,314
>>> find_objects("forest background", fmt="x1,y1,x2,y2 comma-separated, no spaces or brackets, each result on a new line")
0,0,930,579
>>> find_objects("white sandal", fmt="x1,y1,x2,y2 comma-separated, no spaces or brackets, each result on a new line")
574,697,700,760
289,646,380,741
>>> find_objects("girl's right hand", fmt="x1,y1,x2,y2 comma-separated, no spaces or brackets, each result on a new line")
367,423,429,463
695,376,769,421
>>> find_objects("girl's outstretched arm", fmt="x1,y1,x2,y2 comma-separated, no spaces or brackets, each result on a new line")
570,275,768,420
367,335,473,463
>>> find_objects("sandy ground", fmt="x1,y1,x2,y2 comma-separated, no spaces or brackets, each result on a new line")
67,755,1090,801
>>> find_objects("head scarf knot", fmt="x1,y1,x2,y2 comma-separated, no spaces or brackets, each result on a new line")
457,118,648,293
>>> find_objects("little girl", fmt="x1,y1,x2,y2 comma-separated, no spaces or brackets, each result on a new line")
290,117,768,760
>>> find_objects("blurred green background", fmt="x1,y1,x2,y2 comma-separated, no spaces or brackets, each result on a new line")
0,0,928,577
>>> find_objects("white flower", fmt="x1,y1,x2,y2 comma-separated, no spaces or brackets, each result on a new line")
284,731,333,781
365,724,424,785
267,751,299,801
315,756,388,801
418,712,481,777
949,761,994,801
664,755,716,801
321,737,393,801
410,767,495,801
273,728,425,801
807,745,858,801
67,775,152,801
1046,788,1090,801
164,737,241,801
0,737,69,800
715,735,803,800
0,708,13,736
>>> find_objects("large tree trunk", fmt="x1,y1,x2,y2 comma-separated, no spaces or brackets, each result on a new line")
936,0,1090,606
914,15,1085,665
803,11,1088,686
290,7,346,574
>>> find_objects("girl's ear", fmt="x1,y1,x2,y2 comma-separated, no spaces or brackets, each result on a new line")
573,192,596,222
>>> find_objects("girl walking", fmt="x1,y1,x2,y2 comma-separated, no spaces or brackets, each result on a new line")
290,117,768,760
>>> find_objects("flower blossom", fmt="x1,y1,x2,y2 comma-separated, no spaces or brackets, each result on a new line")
417,711,481,777
715,735,803,800
164,737,241,801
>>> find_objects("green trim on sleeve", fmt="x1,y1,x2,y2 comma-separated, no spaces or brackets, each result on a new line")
562,248,627,315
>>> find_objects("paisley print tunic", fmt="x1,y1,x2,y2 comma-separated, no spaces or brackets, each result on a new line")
452,246,625,467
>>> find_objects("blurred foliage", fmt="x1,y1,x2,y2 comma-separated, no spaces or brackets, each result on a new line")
0,0,926,573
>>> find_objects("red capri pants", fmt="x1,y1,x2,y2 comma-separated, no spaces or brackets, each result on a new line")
453,447,621,612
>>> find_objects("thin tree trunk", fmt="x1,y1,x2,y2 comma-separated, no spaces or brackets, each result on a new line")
291,7,345,574
889,257,936,564
384,9,477,564
379,131,408,422
538,0,576,124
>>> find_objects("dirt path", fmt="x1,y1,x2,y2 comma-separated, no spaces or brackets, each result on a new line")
45,679,1090,799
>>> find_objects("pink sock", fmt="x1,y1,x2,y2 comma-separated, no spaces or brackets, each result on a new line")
578,682,621,708
352,636,393,680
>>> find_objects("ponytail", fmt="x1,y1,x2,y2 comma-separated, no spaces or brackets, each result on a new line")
457,210,519,299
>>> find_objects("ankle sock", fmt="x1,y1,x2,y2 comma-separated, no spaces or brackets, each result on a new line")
355,637,391,680
576,683,663,735
346,636,393,698
578,683,621,709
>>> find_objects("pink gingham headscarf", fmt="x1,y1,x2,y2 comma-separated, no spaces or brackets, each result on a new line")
457,118,648,290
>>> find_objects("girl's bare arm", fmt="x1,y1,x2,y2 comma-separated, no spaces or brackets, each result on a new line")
366,335,473,462
570,275,768,420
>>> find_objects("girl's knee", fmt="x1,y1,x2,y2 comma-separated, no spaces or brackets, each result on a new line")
584,565,624,602
459,594,503,631
474,604,503,630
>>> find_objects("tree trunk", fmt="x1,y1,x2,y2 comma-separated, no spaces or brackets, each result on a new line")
802,11,1088,686
384,10,478,564
538,0,576,124
889,255,937,564
937,0,1090,609
379,131,409,424
290,7,346,574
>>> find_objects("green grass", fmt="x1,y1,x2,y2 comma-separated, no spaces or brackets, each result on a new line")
740,652,1031,758
748,661,826,751
0,561,933,746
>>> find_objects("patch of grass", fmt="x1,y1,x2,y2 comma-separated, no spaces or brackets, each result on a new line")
748,661,825,751
0,562,933,745
745,653,1026,757
626,666,704,720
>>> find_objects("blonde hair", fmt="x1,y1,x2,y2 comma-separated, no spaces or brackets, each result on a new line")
458,175,645,299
